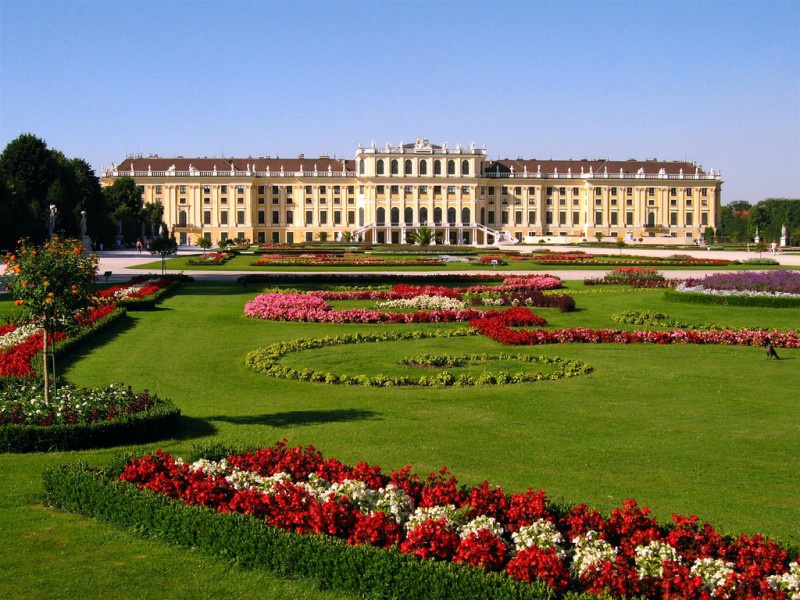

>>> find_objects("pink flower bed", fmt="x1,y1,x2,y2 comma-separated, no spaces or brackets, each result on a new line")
244,276,563,324
119,441,798,598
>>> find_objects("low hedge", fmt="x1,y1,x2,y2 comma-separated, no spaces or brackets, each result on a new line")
238,273,511,287
42,461,569,600
664,288,800,308
0,396,181,452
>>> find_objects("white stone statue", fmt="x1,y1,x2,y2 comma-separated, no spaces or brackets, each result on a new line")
48,205,57,237
79,211,87,238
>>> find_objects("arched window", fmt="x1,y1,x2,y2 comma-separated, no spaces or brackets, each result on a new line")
419,160,428,175
461,207,470,225
376,159,384,175
179,210,187,227
647,211,655,227
358,207,365,227
376,207,386,225
447,160,455,175
419,207,428,225
404,159,412,175
433,207,443,224
447,207,456,225
434,160,441,175
390,207,400,225
390,160,398,175
404,207,413,225
461,160,469,175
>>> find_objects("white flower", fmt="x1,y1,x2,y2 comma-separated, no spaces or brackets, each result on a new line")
691,557,735,595
571,530,617,576
460,515,505,539
405,504,457,531
512,519,565,557
377,295,466,311
767,561,800,597
372,484,414,524
634,540,680,579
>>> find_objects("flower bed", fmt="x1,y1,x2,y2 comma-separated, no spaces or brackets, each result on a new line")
529,252,738,267
96,276,181,310
470,309,800,349
252,253,446,267
668,271,800,308
583,268,680,288
244,276,567,324
44,441,799,599
187,251,234,265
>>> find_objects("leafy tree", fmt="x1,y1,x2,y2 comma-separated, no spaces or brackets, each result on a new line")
197,236,213,255
149,229,178,275
2,238,98,402
594,232,604,243
317,231,329,242
615,237,626,255
103,176,144,244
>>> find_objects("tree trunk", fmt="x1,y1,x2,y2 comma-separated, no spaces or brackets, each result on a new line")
42,326,50,404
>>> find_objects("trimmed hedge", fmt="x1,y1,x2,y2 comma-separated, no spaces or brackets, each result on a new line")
43,461,570,600
238,274,512,287
664,288,800,308
0,396,181,453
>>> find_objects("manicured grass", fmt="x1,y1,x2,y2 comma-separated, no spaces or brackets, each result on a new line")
1,281,798,599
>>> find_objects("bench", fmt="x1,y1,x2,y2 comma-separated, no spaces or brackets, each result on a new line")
102,271,112,283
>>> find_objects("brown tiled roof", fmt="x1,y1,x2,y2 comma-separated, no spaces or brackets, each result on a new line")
115,157,355,172
486,159,705,176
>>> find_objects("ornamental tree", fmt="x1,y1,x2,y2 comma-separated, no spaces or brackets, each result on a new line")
149,231,178,275
2,237,98,402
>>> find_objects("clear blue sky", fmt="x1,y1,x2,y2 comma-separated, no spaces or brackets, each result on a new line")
1,0,798,203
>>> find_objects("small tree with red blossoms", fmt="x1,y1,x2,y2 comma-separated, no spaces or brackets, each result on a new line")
3,237,97,402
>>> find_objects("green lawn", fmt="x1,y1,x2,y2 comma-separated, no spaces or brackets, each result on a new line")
1,281,798,599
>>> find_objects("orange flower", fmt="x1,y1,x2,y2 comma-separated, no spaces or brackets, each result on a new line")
15,299,24,306
45,298,52,304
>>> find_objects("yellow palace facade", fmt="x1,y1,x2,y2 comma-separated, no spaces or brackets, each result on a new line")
101,138,722,246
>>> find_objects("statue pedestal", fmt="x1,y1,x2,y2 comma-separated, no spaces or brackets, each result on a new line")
82,236,92,253
115,235,123,248
780,236,787,247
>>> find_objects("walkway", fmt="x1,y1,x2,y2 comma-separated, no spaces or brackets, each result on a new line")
89,245,800,283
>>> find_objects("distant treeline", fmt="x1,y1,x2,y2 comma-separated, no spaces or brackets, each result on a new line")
718,199,800,244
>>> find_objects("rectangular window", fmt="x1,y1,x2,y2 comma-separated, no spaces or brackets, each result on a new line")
648,188,655,196
528,211,536,224
559,187,566,195
626,212,633,226
515,211,522,225
258,185,265,194
204,198,211,205
546,212,553,225
155,185,162,194
572,187,579,195
286,211,293,224
626,187,632,195
220,212,228,225
286,186,292,194
305,210,313,225
272,211,279,225
670,188,676,196
221,197,227,204
347,211,355,225
319,211,327,225
686,199,693,206
390,185,399,194
257,197,265,205
559,211,567,225
595,199,602,206
670,212,678,226
203,210,211,225
237,185,244,194
319,185,326,194
461,186,469,195
686,188,693,196
573,212,580,225
501,186,508,195
488,212,495,224
701,212,708,225
528,187,535,194
237,197,244,204
546,187,552,195
272,185,279,194
701,188,708,197
686,213,693,226
347,186,354,194
447,186,456,194
404,185,413,194
595,211,602,225
376,185,385,195
203,185,211,194
333,186,340,194
305,185,312,194
419,185,428,194
237,210,245,225
178,185,186,193
610,187,617,195
501,211,508,224
433,185,441,195
489,186,495,195
334,211,341,225
610,212,618,225
220,185,227,193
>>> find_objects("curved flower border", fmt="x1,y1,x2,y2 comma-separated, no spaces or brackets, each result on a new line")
117,441,799,599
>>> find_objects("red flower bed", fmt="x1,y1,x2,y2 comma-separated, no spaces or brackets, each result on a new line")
117,441,798,599
471,310,800,349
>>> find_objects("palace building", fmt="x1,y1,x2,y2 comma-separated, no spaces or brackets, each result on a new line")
101,138,722,246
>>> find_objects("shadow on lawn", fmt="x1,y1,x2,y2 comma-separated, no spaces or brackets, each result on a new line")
207,408,383,427
174,415,218,439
